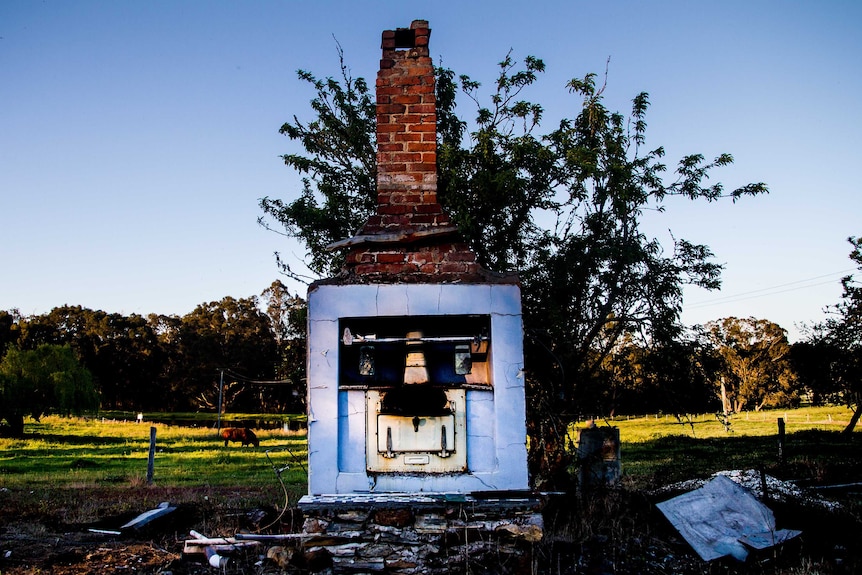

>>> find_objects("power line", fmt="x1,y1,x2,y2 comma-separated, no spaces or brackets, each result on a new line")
220,367,295,386
684,269,855,310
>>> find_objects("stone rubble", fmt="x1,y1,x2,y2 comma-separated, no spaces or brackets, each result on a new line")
286,501,543,574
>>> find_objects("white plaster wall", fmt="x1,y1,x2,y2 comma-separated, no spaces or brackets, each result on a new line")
306,283,529,495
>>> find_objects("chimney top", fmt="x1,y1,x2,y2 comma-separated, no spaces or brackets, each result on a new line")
320,21,514,286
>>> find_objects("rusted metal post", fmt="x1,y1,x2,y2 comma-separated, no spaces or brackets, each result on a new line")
147,426,156,484
577,426,621,490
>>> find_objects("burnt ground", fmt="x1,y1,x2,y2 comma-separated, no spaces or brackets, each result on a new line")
0,484,861,574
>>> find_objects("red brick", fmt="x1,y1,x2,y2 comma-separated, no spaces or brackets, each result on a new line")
415,204,443,215
355,264,378,275
392,94,421,105
378,103,406,115
391,76,422,86
394,133,422,142
408,142,435,152
378,204,410,215
440,262,468,274
409,104,436,115
448,251,476,262
411,214,439,224
393,152,422,163
376,252,407,264
379,160,411,172
408,124,436,133
393,114,419,124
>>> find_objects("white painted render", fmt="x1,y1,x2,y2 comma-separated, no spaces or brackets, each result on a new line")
306,283,529,495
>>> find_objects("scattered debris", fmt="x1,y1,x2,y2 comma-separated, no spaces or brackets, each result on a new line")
182,530,260,569
653,469,842,511
657,475,801,561
86,501,177,536
121,501,177,531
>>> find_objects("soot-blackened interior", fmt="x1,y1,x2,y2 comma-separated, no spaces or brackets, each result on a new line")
379,386,450,417
338,315,490,388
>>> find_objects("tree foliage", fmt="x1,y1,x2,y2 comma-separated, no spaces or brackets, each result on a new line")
259,48,377,280
1,292,300,416
169,296,279,412
0,344,98,436
261,280,307,411
806,236,862,435
15,306,162,410
260,50,767,486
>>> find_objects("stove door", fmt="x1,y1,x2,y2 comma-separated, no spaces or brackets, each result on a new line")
366,389,467,473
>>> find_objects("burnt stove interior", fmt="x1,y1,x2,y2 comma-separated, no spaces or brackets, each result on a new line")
339,315,491,390
380,386,449,417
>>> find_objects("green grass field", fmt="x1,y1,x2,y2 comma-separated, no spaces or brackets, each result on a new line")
1,405,859,493
610,405,862,489
0,416,308,494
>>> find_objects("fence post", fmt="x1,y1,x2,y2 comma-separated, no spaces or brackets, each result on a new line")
147,426,157,484
777,417,786,466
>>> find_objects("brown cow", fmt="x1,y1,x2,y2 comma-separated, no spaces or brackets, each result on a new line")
220,427,259,447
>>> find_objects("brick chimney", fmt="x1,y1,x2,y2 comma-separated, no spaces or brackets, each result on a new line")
372,20,443,234
326,20,506,284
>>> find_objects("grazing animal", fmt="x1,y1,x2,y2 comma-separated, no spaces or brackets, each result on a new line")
221,427,259,447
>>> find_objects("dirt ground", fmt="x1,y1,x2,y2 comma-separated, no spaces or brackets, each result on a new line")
1,483,861,574
0,485,293,575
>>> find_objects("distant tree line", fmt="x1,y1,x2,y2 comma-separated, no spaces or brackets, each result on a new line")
0,280,306,434
2,285,854,432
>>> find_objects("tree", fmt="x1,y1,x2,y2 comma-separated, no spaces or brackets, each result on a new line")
0,344,98,436
261,280,307,411
258,49,377,281
0,309,22,354
16,306,162,410
704,317,799,412
260,51,767,486
597,331,718,416
808,236,862,435
173,296,278,412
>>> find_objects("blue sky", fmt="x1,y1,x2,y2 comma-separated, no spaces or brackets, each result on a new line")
1,1,859,341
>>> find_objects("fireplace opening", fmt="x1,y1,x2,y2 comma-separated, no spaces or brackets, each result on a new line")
339,315,491,389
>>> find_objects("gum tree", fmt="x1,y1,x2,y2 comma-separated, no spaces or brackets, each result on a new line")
704,317,798,412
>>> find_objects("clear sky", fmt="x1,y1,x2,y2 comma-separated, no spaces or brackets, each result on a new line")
1,1,859,342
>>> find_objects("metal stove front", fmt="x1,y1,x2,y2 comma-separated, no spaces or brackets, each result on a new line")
338,314,490,475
